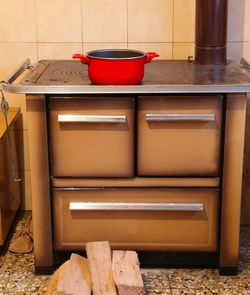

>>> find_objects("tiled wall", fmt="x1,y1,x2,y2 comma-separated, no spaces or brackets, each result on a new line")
0,0,249,209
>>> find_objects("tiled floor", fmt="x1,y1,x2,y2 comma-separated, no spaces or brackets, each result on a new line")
0,211,250,294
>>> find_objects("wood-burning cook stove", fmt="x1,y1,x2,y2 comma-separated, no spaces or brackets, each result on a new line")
3,57,250,275
2,0,250,276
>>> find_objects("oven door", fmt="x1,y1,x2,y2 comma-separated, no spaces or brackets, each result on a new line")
49,97,134,177
53,188,219,252
137,96,223,176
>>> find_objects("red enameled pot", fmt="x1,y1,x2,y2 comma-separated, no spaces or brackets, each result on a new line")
73,49,159,85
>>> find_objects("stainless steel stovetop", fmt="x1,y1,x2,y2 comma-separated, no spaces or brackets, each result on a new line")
2,59,250,94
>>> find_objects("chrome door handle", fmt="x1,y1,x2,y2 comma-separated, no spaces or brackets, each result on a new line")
69,202,204,211
145,113,216,122
58,114,127,123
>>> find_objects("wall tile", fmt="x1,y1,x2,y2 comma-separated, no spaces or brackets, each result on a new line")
0,0,36,42
244,1,250,41
128,43,172,59
173,0,195,42
82,0,127,42
227,42,244,63
38,43,82,60
83,43,127,52
173,43,194,60
0,43,37,82
36,0,82,42
128,0,173,42
227,0,245,42
243,42,250,60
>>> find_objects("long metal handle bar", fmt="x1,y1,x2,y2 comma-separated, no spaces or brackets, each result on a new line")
145,113,215,122
58,114,127,123
1,59,31,86
69,202,204,211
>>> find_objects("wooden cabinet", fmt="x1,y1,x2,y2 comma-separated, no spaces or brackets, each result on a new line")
0,108,21,248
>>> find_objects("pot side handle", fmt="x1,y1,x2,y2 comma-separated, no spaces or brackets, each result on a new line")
72,53,89,64
145,52,159,63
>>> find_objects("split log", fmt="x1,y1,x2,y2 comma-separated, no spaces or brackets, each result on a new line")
46,261,69,295
112,251,144,295
86,241,117,295
56,253,91,295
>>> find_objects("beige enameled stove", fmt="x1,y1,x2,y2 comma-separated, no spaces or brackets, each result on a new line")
3,58,250,275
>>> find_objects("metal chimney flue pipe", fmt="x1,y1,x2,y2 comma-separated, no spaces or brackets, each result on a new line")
195,0,228,64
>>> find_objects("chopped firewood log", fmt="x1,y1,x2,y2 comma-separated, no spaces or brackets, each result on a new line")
86,241,117,295
112,251,144,295
46,261,69,295
56,253,92,295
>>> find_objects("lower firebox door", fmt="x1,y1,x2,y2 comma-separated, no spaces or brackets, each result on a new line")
53,188,218,252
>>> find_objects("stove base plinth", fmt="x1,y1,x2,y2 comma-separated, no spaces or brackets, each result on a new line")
35,266,54,275
219,266,239,276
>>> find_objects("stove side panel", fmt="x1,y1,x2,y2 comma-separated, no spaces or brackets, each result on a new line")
220,93,247,274
26,94,53,273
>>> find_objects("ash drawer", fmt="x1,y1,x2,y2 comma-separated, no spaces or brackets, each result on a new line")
137,96,223,176
53,188,218,252
49,97,134,177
